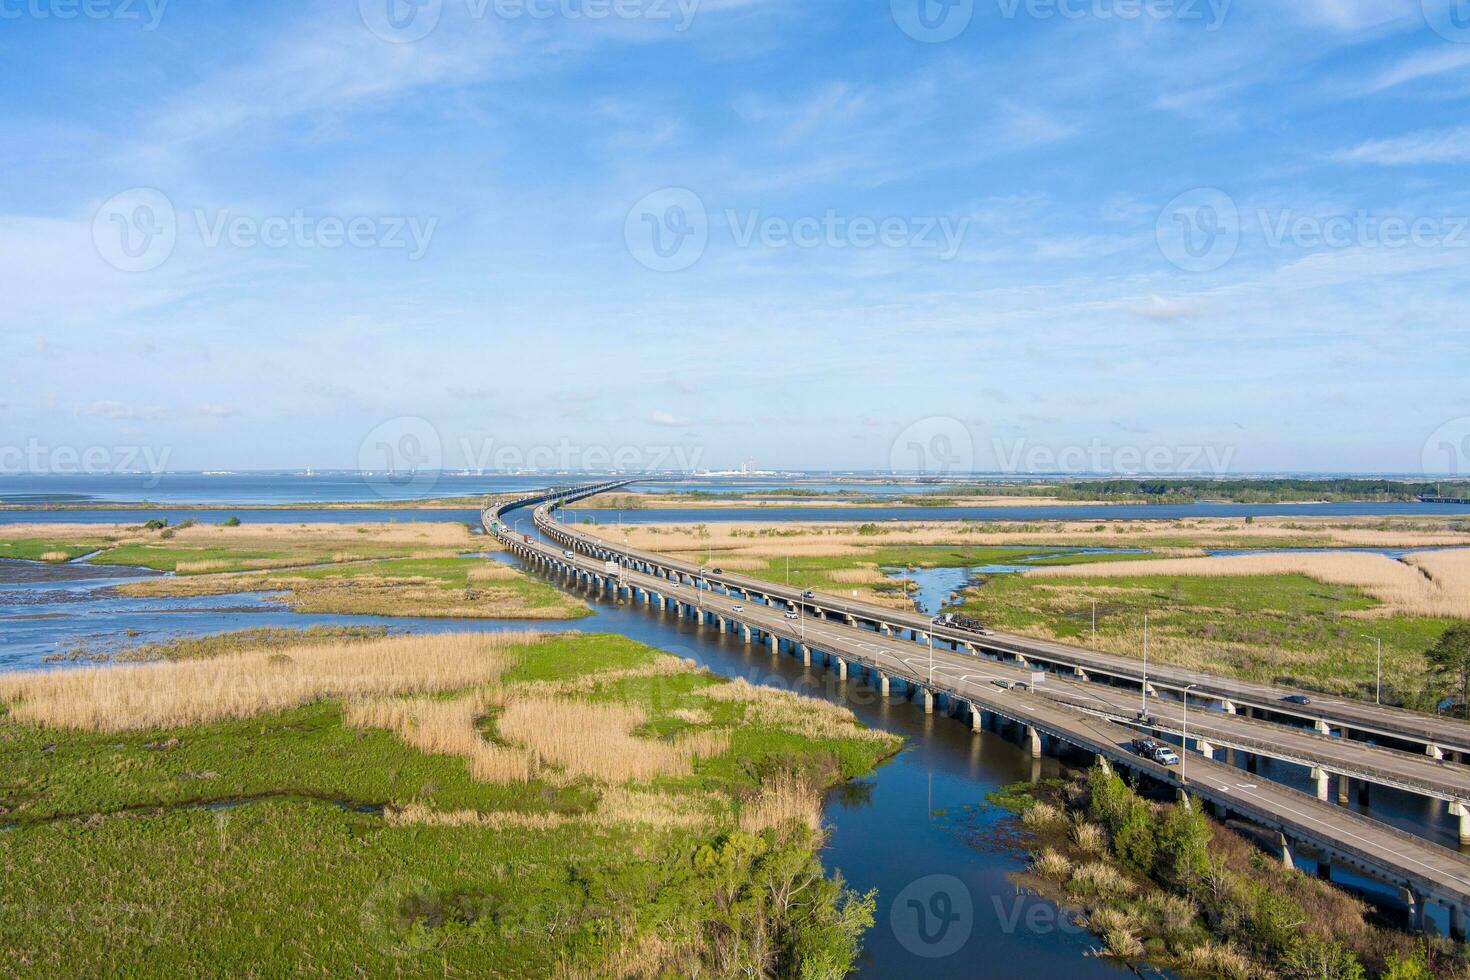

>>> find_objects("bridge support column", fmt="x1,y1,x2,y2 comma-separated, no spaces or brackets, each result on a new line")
800,644,811,667
741,624,752,644
1222,699,1236,715
718,617,727,634
970,705,982,733
1312,767,1330,801
1337,775,1350,806
1315,719,1333,736
835,658,848,680
1451,802,1470,845
1196,740,1215,761
922,689,934,714
1428,743,1446,761
1402,889,1427,932
878,672,890,697
879,623,892,635
1026,725,1041,758
768,633,778,654
1277,833,1294,869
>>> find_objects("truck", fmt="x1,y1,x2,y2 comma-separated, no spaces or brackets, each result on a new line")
1129,738,1179,766
931,613,993,636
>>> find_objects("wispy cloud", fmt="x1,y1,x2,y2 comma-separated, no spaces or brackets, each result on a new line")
1335,126,1470,165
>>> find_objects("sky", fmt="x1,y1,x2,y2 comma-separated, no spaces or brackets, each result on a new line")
2,0,1469,478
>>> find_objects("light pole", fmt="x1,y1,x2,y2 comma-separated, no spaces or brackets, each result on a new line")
1091,599,1097,639
1361,634,1382,705
1182,683,1197,786
928,628,935,687
1141,613,1150,717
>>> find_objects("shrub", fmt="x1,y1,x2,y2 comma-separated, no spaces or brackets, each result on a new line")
1021,801,1064,828
1030,848,1072,881
1153,799,1212,888
1070,819,1106,854
224,516,241,527
1278,934,1365,980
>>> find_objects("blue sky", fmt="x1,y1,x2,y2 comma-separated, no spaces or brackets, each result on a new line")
2,0,1469,476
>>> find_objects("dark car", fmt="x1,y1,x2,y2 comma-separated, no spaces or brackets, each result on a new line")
801,590,816,599
1281,694,1312,706
711,567,723,574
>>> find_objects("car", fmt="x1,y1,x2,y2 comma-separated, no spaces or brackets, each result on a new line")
801,590,815,600
1281,694,1312,706
1151,745,1180,766
711,567,723,574
784,611,799,621
1135,712,1159,727
1013,682,1031,693
732,604,744,612
991,679,1012,691
563,550,575,558
1129,737,1157,756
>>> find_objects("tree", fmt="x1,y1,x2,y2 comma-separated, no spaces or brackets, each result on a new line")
1426,624,1470,718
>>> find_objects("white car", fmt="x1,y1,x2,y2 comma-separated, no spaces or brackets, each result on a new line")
732,604,744,612
563,551,575,558
784,611,799,621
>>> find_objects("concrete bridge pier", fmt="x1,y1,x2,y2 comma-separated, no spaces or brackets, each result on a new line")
768,632,779,655
1337,775,1350,806
877,672,890,697
1312,767,1330,801
741,623,752,644
1428,743,1446,761
835,657,848,680
1196,740,1215,761
1451,802,1470,845
799,643,812,667
717,617,727,635
1026,725,1042,759
970,705,982,733
879,623,892,635
1277,833,1295,870
922,689,934,714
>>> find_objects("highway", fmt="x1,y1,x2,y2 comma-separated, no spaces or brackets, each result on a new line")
483,482,1470,928
560,496,1470,760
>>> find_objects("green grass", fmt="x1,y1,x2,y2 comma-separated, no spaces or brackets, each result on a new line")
951,571,1456,702
89,540,459,574
0,633,899,975
0,538,114,562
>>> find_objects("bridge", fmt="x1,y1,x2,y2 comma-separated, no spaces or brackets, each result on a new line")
483,481,1470,935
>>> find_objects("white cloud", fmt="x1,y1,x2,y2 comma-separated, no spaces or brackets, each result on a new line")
1336,126,1470,165
1128,295,1202,322
80,401,168,420
650,409,691,427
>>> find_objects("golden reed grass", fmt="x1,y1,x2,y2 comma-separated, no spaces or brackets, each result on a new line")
496,697,730,782
738,773,822,834
387,786,716,830
581,517,1470,557
705,679,897,743
0,633,539,732
344,691,537,784
1028,550,1470,618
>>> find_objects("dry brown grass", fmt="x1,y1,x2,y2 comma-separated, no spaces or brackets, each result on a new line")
738,773,823,834
37,551,70,563
1179,942,1256,979
580,516,1470,558
496,697,729,782
1031,848,1073,880
704,678,898,744
468,563,520,582
1028,549,1470,618
345,691,537,784
387,787,716,830
0,632,538,731
825,566,889,586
